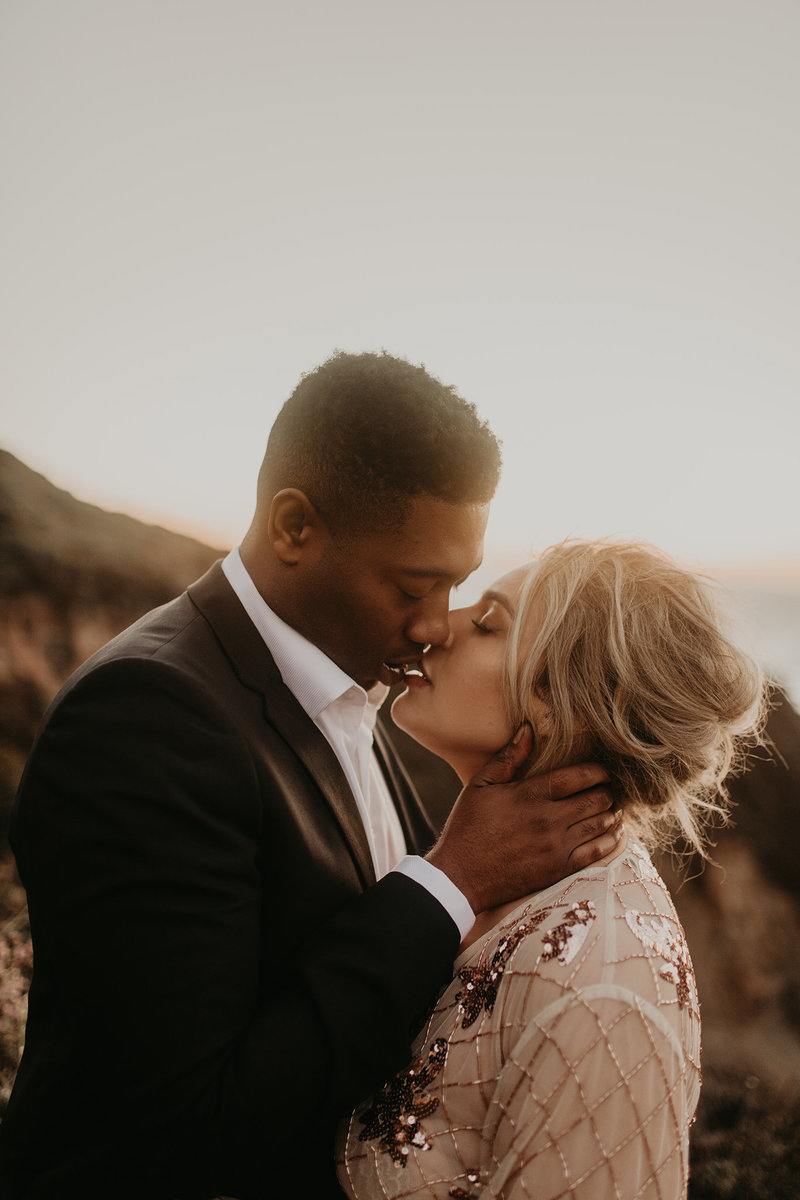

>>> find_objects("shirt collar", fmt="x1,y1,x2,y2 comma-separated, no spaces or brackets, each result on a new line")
221,548,389,722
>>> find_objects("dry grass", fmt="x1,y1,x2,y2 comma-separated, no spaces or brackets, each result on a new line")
0,855,30,1118
690,1067,800,1199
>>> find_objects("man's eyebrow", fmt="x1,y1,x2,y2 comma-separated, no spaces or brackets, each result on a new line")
400,568,460,579
480,589,515,617
400,559,483,584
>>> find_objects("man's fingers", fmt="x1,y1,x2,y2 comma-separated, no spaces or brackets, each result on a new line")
568,820,625,871
541,761,612,802
561,785,617,826
568,806,622,842
519,780,615,828
471,724,533,786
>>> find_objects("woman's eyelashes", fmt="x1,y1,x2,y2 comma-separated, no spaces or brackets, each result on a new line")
471,607,501,634
469,599,512,635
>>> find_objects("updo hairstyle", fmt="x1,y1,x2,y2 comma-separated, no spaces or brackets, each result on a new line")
504,540,768,857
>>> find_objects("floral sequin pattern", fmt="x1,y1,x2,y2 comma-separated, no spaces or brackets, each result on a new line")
357,1039,448,1166
628,841,662,885
541,900,597,965
448,1169,482,1198
456,914,547,1029
625,910,697,1011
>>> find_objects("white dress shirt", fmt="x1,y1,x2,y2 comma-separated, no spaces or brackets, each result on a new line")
221,549,474,938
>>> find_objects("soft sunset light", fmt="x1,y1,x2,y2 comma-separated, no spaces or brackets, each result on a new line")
3,2,798,576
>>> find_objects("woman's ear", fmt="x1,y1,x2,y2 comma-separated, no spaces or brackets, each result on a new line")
268,489,327,564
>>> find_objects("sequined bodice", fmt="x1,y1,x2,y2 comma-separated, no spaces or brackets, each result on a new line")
337,842,700,1200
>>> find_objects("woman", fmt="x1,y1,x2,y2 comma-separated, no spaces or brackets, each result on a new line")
337,539,766,1200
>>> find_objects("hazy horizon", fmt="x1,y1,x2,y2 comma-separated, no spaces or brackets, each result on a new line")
5,439,800,588
5,441,800,712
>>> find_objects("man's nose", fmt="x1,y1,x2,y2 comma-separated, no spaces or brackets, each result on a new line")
406,597,452,649
436,603,474,652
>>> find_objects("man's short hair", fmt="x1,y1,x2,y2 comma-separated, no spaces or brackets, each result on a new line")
258,350,502,532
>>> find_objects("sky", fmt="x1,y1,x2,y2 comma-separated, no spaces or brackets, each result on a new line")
2,1,799,597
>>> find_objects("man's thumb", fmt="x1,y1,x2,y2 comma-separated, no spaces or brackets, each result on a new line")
472,723,533,786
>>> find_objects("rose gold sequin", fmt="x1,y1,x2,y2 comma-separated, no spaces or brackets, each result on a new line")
624,909,697,1010
456,913,547,1028
448,1169,481,1199
357,1038,448,1166
540,899,597,964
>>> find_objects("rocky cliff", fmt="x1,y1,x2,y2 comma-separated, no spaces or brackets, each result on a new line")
0,449,224,827
1,449,799,1196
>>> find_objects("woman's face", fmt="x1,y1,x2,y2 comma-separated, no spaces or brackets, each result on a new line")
391,565,532,783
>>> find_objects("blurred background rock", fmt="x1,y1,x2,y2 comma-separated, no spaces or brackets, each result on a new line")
1,448,798,1199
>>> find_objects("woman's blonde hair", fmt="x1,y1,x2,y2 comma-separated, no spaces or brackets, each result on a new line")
504,540,768,858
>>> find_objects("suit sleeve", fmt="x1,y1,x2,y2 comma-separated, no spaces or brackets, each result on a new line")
13,656,459,1193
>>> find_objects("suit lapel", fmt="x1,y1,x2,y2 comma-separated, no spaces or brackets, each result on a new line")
187,563,376,888
262,686,376,888
373,723,438,856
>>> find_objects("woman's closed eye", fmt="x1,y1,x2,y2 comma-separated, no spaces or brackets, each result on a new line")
470,595,513,635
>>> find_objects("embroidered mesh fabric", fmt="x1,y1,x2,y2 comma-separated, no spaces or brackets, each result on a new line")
336,842,701,1200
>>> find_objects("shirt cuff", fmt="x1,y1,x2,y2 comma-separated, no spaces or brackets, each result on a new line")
392,855,476,941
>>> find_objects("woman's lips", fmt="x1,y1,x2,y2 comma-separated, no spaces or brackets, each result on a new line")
379,660,432,688
399,661,431,689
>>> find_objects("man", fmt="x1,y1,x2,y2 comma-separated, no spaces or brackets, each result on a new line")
0,352,620,1199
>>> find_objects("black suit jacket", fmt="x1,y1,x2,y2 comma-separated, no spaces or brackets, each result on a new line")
0,563,459,1199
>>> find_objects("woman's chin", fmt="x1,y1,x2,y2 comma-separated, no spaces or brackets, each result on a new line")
390,689,424,738
390,691,443,755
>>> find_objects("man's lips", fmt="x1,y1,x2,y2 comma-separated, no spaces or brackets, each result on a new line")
379,659,431,688
378,663,405,687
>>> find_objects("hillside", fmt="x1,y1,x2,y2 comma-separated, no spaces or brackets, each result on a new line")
0,449,225,821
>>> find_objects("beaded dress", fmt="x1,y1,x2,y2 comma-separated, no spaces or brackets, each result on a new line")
336,841,700,1200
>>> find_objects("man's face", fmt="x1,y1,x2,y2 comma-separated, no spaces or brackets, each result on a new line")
297,495,489,690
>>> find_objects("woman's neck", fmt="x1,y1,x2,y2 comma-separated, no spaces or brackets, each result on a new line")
459,898,527,952
458,829,629,954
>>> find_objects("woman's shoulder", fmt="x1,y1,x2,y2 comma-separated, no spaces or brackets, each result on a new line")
454,841,699,1029
456,840,658,958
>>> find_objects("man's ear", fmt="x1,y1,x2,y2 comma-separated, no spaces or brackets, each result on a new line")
268,489,328,564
